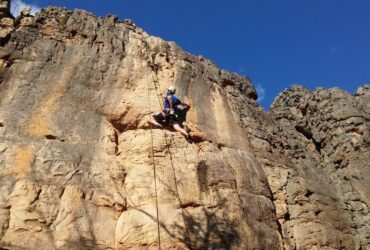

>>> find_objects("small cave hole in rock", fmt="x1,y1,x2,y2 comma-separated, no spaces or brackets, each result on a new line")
109,120,127,133
334,159,343,169
1,55,13,68
295,125,322,152
45,135,57,140
45,135,64,142
300,104,308,116
70,30,77,37
284,211,290,221
313,141,322,153
304,190,314,198
295,125,313,140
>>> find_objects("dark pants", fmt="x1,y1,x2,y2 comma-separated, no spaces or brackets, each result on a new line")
153,112,179,127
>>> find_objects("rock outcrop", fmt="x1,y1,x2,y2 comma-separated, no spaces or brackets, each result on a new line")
267,85,370,249
0,0,10,18
0,0,13,42
0,6,369,250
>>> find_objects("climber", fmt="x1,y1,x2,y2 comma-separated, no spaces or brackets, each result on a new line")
149,85,192,142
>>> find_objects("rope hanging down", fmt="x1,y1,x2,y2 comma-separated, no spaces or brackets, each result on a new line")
146,69,162,250
147,63,191,244
148,64,164,110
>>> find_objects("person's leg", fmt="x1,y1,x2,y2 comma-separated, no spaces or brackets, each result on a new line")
149,117,162,127
149,113,164,128
173,124,189,137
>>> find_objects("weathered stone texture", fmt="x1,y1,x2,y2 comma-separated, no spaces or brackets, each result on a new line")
0,0,13,42
0,6,369,250
271,85,370,249
0,0,10,18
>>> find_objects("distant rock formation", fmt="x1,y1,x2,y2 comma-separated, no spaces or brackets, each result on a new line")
0,0,10,18
0,5,369,250
267,85,370,249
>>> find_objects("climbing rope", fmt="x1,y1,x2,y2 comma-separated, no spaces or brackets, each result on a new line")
148,62,192,244
146,69,162,250
148,64,164,110
147,57,231,248
143,40,193,247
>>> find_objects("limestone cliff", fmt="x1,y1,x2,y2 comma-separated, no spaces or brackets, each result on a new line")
0,4,369,250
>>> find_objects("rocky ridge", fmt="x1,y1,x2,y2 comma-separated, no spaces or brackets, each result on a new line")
0,3,369,250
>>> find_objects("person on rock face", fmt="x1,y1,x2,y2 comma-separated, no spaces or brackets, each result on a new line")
149,85,192,142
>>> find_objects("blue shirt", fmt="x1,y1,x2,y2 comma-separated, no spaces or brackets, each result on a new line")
164,93,181,110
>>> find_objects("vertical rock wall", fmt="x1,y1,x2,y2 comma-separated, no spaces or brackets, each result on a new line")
267,85,370,249
240,84,370,249
0,7,281,250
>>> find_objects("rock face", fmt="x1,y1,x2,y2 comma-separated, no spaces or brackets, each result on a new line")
267,85,370,249
0,0,10,18
0,0,13,41
0,6,369,250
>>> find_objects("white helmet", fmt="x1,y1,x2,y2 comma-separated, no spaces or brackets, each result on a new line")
168,85,176,93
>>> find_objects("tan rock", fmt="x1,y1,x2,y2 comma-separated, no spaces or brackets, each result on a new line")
20,7,31,16
0,0,10,18
0,17,13,38
0,6,368,250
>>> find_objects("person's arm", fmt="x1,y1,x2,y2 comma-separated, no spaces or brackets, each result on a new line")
167,95,174,114
162,89,168,98
180,99,191,107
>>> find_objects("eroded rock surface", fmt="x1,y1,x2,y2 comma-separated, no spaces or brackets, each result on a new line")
0,0,10,18
0,5,369,250
266,85,370,249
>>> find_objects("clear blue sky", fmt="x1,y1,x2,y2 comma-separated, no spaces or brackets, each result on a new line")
12,0,370,109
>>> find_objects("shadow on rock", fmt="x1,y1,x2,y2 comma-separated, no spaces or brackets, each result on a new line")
177,207,240,250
